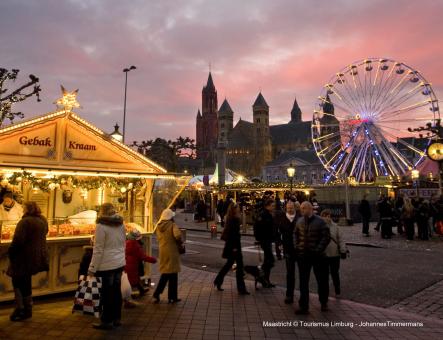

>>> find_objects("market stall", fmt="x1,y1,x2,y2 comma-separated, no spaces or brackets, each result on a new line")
0,92,189,301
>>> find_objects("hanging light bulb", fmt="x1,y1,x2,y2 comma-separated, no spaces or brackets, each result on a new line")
48,183,56,190
127,183,134,190
120,187,127,193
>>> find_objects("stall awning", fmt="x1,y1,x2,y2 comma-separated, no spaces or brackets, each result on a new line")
0,110,167,176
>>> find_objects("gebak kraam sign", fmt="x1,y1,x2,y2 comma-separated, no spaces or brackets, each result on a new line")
19,136,96,151
19,136,52,146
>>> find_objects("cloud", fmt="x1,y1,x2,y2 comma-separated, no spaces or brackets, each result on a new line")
0,0,441,140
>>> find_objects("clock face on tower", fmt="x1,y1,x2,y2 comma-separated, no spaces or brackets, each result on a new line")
427,141,443,161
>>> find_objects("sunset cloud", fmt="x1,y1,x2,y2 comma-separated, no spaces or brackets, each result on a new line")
1,0,441,141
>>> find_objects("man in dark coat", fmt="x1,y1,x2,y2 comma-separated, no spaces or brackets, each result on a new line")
294,201,330,314
275,200,299,304
253,199,276,287
379,197,394,239
7,201,48,321
358,194,371,236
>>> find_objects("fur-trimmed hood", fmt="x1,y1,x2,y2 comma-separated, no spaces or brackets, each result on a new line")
96,214,124,227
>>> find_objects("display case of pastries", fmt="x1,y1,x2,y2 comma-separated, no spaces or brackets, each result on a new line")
1,220,145,241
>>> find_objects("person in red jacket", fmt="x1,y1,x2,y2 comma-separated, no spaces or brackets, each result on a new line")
125,229,156,296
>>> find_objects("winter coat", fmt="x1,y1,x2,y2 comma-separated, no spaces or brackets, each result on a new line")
88,215,126,273
324,222,347,257
221,217,242,259
0,202,24,224
125,239,156,286
275,211,298,258
7,215,49,278
294,214,330,258
156,219,182,274
78,246,93,278
378,199,393,220
253,209,275,243
358,199,371,219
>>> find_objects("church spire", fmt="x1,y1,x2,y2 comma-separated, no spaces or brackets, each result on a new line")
322,93,335,115
205,72,215,91
290,95,302,123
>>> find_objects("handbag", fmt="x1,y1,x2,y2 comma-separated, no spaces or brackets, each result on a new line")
121,272,132,300
72,276,102,318
171,225,185,254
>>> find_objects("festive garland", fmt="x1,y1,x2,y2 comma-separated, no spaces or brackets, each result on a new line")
1,171,144,193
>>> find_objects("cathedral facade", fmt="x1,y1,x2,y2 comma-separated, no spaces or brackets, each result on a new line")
195,73,315,178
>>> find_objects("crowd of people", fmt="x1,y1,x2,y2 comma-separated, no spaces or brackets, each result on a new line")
214,191,347,314
4,195,183,330
5,189,443,328
359,193,443,240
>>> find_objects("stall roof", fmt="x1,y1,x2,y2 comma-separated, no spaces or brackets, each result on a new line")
0,110,167,175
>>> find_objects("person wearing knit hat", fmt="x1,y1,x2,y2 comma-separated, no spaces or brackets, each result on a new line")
153,208,183,303
160,208,175,221
125,229,156,299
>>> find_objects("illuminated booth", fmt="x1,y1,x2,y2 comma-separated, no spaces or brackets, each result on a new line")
0,90,189,301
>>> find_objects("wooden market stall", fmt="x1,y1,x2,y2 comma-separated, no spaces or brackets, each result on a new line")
0,96,185,301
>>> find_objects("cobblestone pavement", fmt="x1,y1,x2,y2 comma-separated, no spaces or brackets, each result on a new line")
390,280,443,320
1,265,443,339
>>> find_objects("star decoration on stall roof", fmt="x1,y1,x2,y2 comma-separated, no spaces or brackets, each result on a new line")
54,85,81,112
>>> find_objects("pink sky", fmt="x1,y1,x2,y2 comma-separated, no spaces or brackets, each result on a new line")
1,0,442,142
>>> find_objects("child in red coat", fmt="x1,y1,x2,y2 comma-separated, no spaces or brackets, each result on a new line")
125,229,156,296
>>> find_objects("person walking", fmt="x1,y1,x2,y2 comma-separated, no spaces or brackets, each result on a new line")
294,201,330,314
253,198,276,287
402,197,416,241
213,202,249,295
379,196,394,239
417,199,430,240
321,209,347,297
87,203,126,330
358,194,371,236
7,201,48,321
374,194,385,231
275,200,299,304
153,209,183,303
216,198,226,228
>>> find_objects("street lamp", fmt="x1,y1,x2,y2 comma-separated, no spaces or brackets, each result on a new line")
122,65,137,143
110,123,123,142
411,169,420,198
287,163,295,192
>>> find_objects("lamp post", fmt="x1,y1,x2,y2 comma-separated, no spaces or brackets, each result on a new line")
110,123,123,142
287,163,295,193
411,169,420,198
122,65,136,143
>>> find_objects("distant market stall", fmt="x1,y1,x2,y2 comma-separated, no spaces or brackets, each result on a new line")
0,89,189,301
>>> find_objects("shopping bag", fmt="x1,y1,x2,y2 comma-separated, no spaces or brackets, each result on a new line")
72,276,102,318
121,272,132,300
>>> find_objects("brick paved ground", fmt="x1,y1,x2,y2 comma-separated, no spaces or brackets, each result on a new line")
1,265,443,340
390,279,443,320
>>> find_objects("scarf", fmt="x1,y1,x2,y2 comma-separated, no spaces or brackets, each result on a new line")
286,213,296,223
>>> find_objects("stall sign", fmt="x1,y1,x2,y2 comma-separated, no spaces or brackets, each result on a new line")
399,188,439,198
0,123,57,157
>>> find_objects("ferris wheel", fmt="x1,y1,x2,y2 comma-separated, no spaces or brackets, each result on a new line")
312,58,440,183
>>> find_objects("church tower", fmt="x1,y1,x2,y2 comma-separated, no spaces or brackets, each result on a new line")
196,72,219,167
252,92,272,176
290,95,302,123
217,98,233,186
217,98,233,147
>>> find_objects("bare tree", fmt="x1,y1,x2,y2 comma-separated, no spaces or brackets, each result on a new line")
0,68,41,127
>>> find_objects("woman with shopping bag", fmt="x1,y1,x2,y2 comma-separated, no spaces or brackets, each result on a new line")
87,203,126,330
